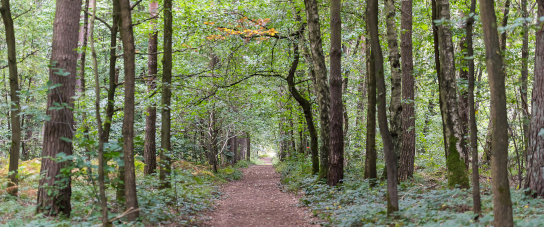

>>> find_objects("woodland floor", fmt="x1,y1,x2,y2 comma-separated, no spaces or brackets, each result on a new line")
202,158,320,227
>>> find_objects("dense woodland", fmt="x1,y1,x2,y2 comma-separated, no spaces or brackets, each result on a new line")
1,0,544,226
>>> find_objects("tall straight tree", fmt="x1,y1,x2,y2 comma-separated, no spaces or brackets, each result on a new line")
384,0,402,163
0,0,21,197
527,0,544,197
144,0,159,175
458,11,470,169
328,0,344,186
303,0,330,179
399,0,415,181
436,0,469,188
364,27,377,181
479,0,514,224
118,0,140,220
36,0,82,216
160,0,173,189
466,0,481,216
368,0,398,213
520,0,529,167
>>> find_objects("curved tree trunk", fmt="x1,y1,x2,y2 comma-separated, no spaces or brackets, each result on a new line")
119,0,140,220
437,0,469,189
1,0,21,197
144,0,159,175
479,0,514,224
303,0,330,179
368,0,398,213
36,0,82,217
399,0,415,181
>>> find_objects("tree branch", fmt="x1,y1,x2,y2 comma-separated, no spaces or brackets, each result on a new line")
0,50,38,70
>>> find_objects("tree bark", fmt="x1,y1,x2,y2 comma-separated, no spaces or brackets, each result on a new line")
479,0,514,224
36,0,82,217
437,0,469,189
466,0,481,216
287,39,320,174
527,0,544,197
303,0,330,179
144,0,158,176
160,0,173,189
119,0,140,220
328,0,344,186
368,0,398,213
246,132,251,161
0,0,21,197
384,0,402,167
520,0,529,177
364,25,377,181
399,0,415,181
458,11,470,169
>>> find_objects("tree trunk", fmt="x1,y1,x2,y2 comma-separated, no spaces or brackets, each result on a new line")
0,0,21,197
364,25,377,181
160,0,173,189
287,40,319,174
458,11,470,169
246,132,251,161
399,0,415,181
328,0,344,186
144,0,158,176
36,0,81,216
384,0,402,167
520,0,529,178
342,74,350,151
368,0,398,213
303,0,330,179
437,0,469,189
466,0,481,216
479,0,514,224
119,0,140,220
527,0,544,197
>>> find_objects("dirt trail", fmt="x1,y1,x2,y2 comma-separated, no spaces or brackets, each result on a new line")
203,158,319,227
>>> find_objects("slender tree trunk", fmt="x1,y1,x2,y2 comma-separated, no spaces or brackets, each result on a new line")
287,39,320,174
119,0,140,220
342,76,349,149
246,132,251,161
328,0,344,186
144,0,158,176
364,25,377,181
479,0,514,224
0,0,21,197
384,0,402,166
88,4,109,224
399,0,415,181
527,0,544,197
466,0,481,216
78,0,90,161
368,0,398,213
303,0,330,179
521,0,529,183
160,0,173,189
36,0,82,217
437,0,469,189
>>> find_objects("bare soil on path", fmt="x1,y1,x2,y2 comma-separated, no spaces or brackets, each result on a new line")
203,158,319,227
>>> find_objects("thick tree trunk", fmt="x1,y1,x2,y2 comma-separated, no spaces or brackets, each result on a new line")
36,0,82,216
466,0,481,216
303,0,330,179
287,40,320,174
368,0,398,213
364,26,377,181
384,0,402,166
119,0,140,220
479,0,514,224
144,0,158,175
399,0,415,181
160,0,173,189
527,0,544,197
328,0,344,186
1,0,21,197
436,0,469,189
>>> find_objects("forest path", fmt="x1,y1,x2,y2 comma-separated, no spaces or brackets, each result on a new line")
203,157,319,227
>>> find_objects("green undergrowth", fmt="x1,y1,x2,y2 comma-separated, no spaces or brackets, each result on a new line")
275,154,544,227
0,158,253,226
